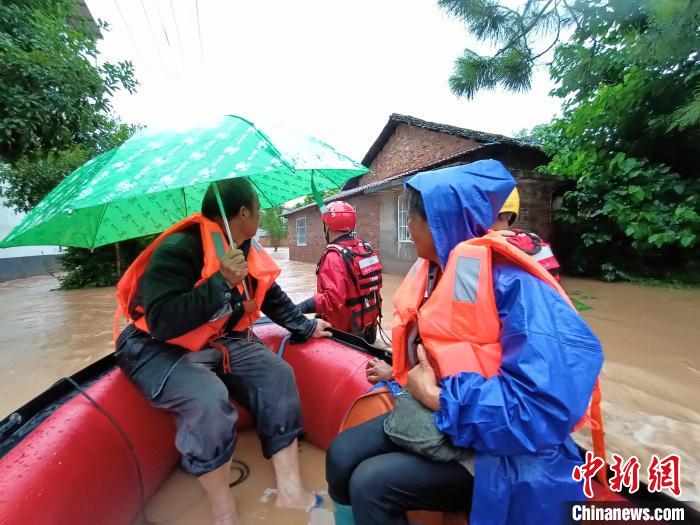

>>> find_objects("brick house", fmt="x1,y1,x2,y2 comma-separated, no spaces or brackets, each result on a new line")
256,229,290,249
284,114,563,274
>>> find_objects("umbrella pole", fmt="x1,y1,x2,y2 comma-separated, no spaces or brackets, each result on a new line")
212,182,251,300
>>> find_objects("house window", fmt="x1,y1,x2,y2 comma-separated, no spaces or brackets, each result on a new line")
296,217,307,246
398,194,411,243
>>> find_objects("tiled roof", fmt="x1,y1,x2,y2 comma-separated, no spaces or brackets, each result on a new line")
361,113,540,167
284,114,543,217
283,146,487,216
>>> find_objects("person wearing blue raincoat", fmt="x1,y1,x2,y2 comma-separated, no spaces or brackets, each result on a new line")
326,159,604,525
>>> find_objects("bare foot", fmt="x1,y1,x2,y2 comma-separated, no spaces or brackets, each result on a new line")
274,488,316,510
211,498,239,525
212,509,239,525
270,439,318,510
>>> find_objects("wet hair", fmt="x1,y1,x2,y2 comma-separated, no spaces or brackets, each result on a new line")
202,178,256,220
405,186,426,221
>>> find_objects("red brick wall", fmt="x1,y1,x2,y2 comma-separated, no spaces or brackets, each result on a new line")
288,210,325,264
360,123,481,185
287,194,381,263
514,179,561,242
439,145,561,241
351,194,381,253
288,127,562,267
258,236,289,248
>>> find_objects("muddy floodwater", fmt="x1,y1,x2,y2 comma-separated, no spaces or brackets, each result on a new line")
1,247,699,514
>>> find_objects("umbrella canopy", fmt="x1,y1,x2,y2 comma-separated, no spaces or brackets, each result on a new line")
0,115,368,249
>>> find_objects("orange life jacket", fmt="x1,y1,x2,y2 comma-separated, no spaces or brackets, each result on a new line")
114,213,281,356
392,231,606,478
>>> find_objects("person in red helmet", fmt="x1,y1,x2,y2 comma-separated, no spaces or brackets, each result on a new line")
297,201,383,343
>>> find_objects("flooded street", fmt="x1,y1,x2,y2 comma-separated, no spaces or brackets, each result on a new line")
1,247,698,506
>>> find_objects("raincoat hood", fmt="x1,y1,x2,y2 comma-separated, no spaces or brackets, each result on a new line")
405,159,516,267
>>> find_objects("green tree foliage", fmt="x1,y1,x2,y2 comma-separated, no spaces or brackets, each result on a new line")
56,236,153,289
441,0,700,281
0,0,136,163
0,121,135,212
295,189,339,208
0,122,139,290
0,0,140,288
438,0,573,97
259,206,288,252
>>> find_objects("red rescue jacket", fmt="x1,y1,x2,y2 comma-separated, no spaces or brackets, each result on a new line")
314,236,382,335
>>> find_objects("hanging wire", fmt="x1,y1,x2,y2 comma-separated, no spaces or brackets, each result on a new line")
378,322,392,347
64,378,146,513
169,0,184,70
113,0,147,66
139,0,165,68
195,0,205,69
154,0,179,79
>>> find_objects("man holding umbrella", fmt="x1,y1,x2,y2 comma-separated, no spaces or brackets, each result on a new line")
116,178,331,525
0,115,370,524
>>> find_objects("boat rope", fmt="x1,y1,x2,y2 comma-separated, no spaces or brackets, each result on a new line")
376,311,392,348
142,459,250,524
377,322,392,347
65,377,146,511
65,377,250,524
229,459,250,488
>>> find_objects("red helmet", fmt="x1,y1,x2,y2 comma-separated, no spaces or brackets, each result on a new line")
322,201,356,232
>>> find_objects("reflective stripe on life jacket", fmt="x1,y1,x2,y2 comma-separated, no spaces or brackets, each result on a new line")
392,231,606,475
114,213,280,355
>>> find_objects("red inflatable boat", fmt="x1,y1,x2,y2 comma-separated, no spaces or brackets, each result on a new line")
0,321,692,525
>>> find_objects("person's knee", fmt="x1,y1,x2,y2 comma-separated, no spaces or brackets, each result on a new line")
327,432,357,477
252,348,297,389
326,432,359,491
270,355,296,385
348,459,387,508
187,378,236,430
267,358,300,410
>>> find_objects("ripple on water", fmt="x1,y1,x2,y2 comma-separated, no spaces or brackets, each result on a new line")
2,258,700,512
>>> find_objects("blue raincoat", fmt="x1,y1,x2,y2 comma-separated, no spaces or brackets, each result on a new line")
405,160,603,525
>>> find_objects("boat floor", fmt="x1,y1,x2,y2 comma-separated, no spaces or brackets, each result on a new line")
133,431,335,525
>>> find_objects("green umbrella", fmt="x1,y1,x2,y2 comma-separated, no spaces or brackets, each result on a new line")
0,115,368,249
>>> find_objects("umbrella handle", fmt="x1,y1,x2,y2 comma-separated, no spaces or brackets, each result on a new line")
212,182,251,301
241,278,251,300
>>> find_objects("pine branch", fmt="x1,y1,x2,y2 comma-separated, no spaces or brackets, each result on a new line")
670,87,700,130
492,0,557,60
438,0,518,44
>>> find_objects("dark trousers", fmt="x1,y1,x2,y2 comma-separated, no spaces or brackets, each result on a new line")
326,414,474,525
117,329,304,476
